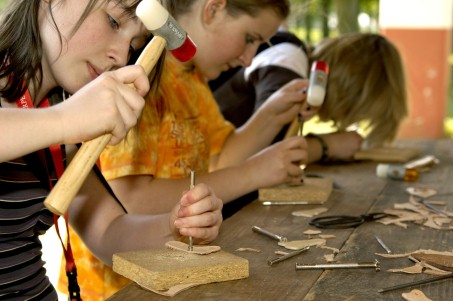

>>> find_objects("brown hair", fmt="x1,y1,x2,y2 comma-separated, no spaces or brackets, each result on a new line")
0,0,161,102
162,0,290,19
310,33,408,146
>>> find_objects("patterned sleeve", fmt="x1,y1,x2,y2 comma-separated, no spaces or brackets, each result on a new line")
195,77,235,157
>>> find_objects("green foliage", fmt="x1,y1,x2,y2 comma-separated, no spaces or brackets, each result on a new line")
289,0,376,43
0,0,11,10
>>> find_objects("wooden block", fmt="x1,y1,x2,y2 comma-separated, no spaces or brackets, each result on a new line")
354,147,420,163
112,248,249,292
258,177,333,203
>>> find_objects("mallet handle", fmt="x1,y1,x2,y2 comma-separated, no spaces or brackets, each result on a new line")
284,118,300,139
44,36,166,215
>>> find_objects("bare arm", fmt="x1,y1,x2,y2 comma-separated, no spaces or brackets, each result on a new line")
306,131,363,163
0,65,148,163
212,79,308,170
0,106,65,162
109,136,307,214
67,148,223,266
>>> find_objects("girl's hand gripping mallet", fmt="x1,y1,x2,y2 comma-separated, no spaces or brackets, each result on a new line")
44,0,196,215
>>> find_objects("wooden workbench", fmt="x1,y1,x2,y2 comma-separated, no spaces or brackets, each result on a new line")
108,139,453,301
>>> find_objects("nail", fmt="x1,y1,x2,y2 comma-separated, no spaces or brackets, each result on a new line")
375,236,392,254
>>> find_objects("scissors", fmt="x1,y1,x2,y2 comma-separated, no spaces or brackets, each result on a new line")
308,212,390,229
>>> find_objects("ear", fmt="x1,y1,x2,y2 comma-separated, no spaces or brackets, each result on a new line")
203,0,227,24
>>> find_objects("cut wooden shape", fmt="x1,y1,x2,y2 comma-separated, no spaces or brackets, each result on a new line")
406,187,437,199
402,289,432,301
259,177,333,203
112,248,249,293
278,238,326,250
165,241,221,255
354,147,420,162
411,253,453,272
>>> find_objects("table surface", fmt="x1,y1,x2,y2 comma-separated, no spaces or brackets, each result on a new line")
108,139,453,301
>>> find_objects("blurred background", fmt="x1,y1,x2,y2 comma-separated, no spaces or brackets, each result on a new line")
0,0,451,299
1,0,451,138
286,0,453,139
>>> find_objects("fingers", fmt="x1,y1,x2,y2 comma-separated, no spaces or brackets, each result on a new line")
101,66,149,144
113,65,150,97
174,183,223,244
277,136,308,184
282,78,309,92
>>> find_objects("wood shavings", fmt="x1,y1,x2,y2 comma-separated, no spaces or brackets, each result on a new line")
411,253,453,271
324,254,335,262
377,249,453,275
388,262,424,274
165,241,221,255
406,187,437,199
278,238,326,250
304,229,322,235
423,217,452,230
319,245,339,254
422,269,452,276
425,200,446,206
379,201,453,230
319,234,336,239
402,289,432,301
376,249,453,259
235,247,261,253
292,207,328,217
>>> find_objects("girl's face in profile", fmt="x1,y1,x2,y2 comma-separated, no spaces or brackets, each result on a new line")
39,0,150,94
190,7,283,80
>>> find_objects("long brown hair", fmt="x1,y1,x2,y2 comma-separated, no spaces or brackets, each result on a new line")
310,33,408,146
0,0,161,103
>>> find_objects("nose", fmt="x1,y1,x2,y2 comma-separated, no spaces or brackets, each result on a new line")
107,37,131,68
238,45,259,67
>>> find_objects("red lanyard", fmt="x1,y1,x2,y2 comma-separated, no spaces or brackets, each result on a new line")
16,89,82,301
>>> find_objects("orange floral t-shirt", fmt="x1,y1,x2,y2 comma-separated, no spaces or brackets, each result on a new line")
58,56,235,300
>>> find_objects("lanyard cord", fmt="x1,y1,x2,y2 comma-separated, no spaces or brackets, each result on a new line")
16,89,82,301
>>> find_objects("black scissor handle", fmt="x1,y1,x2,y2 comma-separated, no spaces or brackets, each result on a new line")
361,212,389,221
309,212,389,229
309,215,365,229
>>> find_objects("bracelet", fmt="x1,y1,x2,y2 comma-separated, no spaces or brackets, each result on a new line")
307,134,329,163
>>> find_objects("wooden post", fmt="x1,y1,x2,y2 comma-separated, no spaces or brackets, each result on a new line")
379,0,452,139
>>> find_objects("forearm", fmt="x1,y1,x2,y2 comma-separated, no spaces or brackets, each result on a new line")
108,176,193,214
68,170,174,266
214,115,280,169
306,136,326,164
200,166,260,204
306,131,363,163
97,213,173,266
0,108,62,162
109,168,259,213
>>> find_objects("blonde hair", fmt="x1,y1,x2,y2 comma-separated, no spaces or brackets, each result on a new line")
310,33,408,146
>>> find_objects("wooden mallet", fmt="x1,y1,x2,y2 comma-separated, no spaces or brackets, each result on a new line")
44,0,196,215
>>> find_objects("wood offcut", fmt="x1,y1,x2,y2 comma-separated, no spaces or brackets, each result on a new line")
259,177,333,203
112,247,249,295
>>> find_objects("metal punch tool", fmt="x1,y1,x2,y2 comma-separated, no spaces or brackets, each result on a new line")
188,170,195,251
296,259,381,272
252,226,287,242
268,247,310,266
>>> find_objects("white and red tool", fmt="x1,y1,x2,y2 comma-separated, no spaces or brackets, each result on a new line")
45,0,197,215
